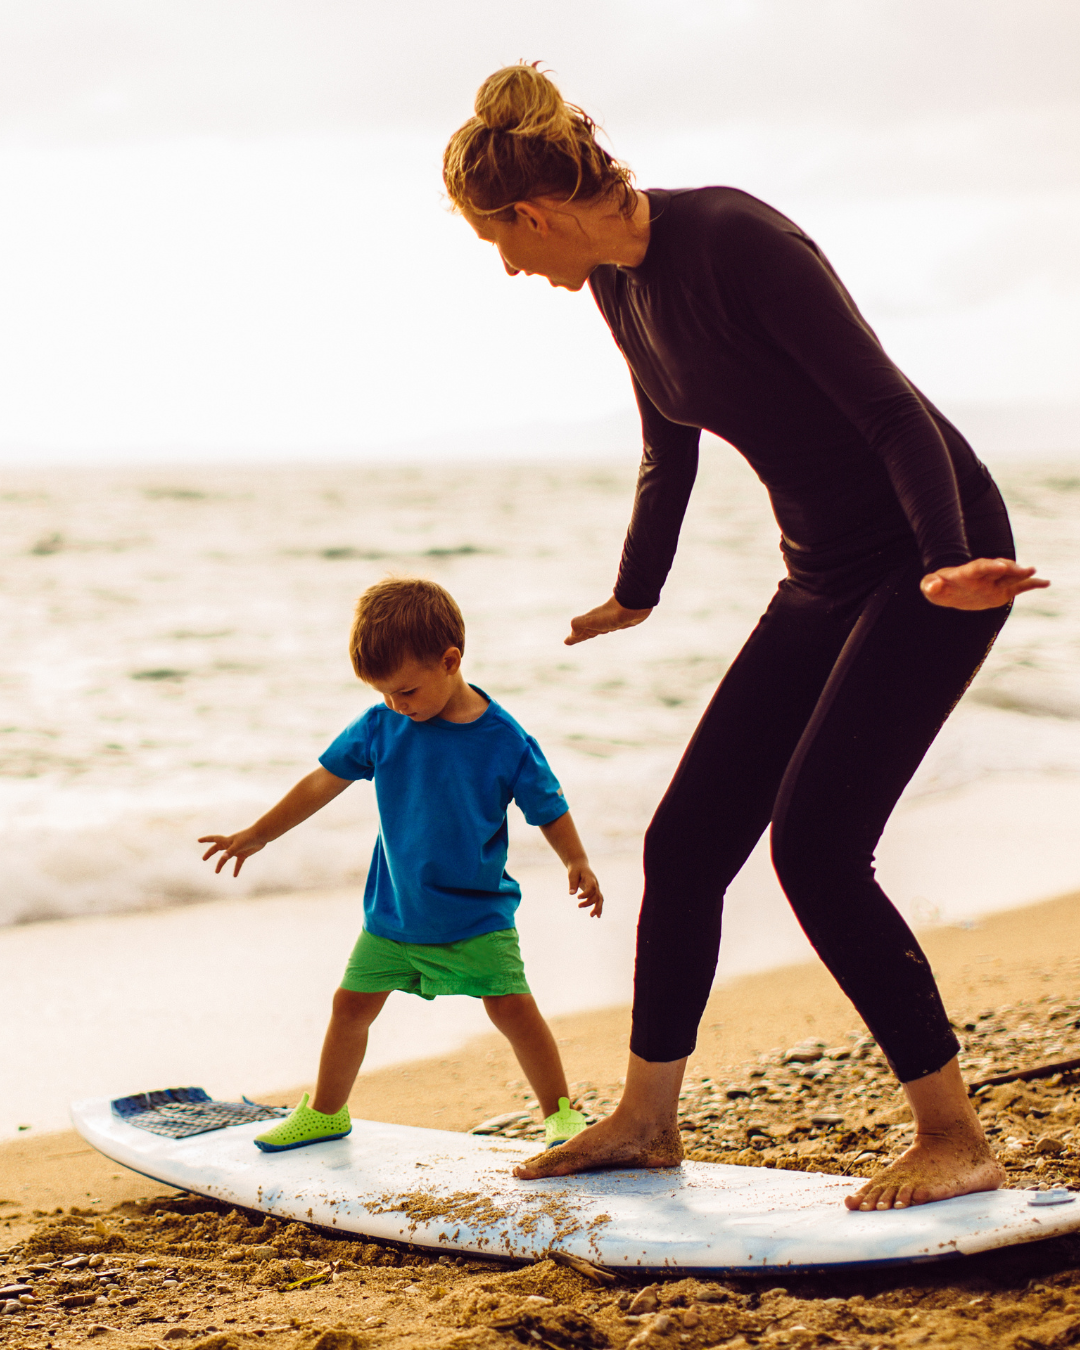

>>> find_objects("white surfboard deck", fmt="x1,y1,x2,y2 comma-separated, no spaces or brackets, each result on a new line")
72,1094,1080,1276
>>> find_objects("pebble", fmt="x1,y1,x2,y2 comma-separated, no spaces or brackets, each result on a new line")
811,1113,846,1127
0,1285,33,1299
2,1301,22,1316
162,1279,180,1288
469,1110,534,1135
88,1255,106,1269
653,1313,674,1333
136,1259,159,1270
1035,1135,1067,1155
162,1327,189,1340
62,1257,90,1270
250,1246,277,1261
629,1286,659,1314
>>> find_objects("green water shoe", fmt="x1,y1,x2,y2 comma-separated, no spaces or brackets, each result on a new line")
544,1096,587,1149
254,1093,351,1153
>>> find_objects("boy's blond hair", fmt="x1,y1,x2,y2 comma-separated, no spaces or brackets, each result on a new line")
349,578,465,683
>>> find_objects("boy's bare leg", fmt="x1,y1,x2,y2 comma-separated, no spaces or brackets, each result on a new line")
845,1056,1005,1210
513,1051,686,1179
310,989,390,1115
482,994,569,1119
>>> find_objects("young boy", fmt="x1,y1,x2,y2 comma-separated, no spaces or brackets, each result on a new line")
199,577,602,1153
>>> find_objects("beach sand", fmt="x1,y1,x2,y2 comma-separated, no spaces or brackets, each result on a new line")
4,888,1080,1348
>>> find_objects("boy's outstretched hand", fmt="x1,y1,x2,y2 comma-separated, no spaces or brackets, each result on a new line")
199,829,267,877
569,862,604,917
198,767,351,878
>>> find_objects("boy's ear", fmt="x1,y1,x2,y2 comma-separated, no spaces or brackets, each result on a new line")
441,646,463,674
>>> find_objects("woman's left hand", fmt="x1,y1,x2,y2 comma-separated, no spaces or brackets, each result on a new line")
921,557,1050,610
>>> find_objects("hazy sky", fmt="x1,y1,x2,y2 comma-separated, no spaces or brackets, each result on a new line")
0,0,1077,461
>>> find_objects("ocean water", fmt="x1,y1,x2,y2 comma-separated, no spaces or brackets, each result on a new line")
1,444,1078,930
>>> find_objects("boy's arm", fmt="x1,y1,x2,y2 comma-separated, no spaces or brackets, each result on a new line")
199,767,351,877
539,810,603,917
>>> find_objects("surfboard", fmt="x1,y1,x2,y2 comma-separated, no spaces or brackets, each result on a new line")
71,1089,1080,1276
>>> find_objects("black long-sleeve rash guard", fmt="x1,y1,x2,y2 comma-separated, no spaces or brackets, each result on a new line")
588,188,998,610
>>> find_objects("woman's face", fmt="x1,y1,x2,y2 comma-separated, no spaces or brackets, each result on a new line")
463,203,594,292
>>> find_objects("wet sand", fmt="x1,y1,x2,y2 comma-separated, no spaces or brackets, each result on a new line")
4,889,1080,1348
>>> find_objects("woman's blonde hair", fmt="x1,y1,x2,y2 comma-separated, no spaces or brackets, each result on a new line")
443,63,636,220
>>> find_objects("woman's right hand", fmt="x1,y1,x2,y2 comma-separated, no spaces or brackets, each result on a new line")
565,596,653,646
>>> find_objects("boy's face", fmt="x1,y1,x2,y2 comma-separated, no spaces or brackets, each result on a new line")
369,650,461,722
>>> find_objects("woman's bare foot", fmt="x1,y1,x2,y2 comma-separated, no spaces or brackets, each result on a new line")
845,1055,1005,1211
845,1127,1005,1211
514,1109,683,1179
513,1052,687,1180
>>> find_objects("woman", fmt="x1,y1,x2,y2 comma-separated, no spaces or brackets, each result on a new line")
443,65,1048,1211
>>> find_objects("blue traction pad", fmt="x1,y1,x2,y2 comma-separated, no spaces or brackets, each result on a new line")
111,1087,289,1139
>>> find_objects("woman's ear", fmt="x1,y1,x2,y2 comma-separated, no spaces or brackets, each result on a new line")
514,201,548,234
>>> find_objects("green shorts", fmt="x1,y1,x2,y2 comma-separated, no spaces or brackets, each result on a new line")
340,927,531,1001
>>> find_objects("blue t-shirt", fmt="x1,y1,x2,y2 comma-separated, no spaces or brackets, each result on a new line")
319,688,568,944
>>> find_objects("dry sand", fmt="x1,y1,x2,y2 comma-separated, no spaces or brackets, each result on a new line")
4,890,1080,1348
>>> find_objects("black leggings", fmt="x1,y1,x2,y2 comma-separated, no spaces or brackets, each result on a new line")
631,527,1013,1082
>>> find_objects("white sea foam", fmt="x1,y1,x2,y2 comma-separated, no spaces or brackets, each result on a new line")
1,446,1078,930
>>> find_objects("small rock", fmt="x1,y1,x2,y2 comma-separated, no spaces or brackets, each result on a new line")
35,1253,56,1264
62,1257,90,1270
524,1295,553,1305
162,1279,180,1288
653,1312,674,1333
1036,1136,1067,1156
696,1286,728,1303
250,1245,277,1261
629,1285,659,1314
469,1111,534,1135
2,1301,22,1317
403,1284,421,1295
162,1327,189,1340
784,1046,825,1064
725,1086,752,1099
86,1325,116,1338
0,1286,33,1299
88,1255,106,1269
811,1113,846,1128
61,1293,99,1309
18,1296,35,1306
681,1309,700,1328
136,1259,159,1270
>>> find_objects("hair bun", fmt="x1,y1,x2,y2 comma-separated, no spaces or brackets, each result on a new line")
474,62,573,139
444,62,636,219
